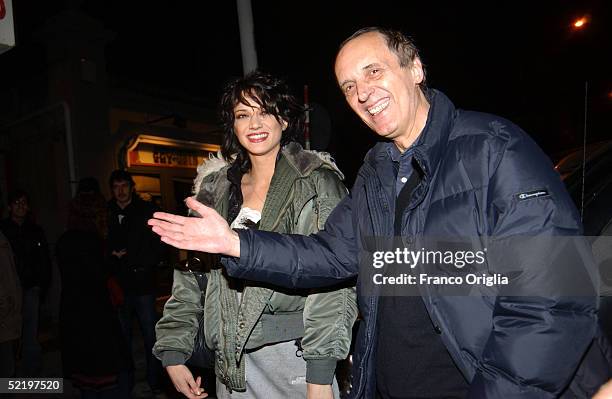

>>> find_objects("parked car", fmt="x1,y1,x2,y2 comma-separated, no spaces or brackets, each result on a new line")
557,140,612,341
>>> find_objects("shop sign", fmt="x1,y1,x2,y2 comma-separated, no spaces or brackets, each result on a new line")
127,135,220,169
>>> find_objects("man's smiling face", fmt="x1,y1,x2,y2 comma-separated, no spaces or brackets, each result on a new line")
335,32,428,150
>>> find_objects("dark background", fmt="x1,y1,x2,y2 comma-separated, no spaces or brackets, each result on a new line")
3,0,611,184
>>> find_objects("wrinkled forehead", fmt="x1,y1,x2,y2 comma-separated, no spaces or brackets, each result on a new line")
334,33,396,79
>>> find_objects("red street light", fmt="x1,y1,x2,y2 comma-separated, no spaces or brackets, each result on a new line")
572,17,588,29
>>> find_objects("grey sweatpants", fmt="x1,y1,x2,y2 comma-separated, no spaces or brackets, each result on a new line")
216,340,339,399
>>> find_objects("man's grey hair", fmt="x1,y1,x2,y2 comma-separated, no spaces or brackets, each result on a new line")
338,27,427,89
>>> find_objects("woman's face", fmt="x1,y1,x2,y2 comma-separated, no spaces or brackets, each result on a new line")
233,95,287,159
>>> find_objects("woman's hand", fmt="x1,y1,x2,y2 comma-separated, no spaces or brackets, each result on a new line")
307,383,334,399
165,364,208,398
148,197,240,257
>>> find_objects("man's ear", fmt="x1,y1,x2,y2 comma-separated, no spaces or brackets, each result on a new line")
281,119,289,131
410,58,425,85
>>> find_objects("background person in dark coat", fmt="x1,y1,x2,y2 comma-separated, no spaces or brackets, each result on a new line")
107,169,163,394
0,189,51,377
56,178,131,398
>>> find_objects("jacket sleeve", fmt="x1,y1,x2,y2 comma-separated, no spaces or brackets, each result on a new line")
467,131,598,398
221,186,360,289
153,269,202,367
294,169,359,385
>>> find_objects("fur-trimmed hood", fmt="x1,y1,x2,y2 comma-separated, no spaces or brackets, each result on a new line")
192,142,343,197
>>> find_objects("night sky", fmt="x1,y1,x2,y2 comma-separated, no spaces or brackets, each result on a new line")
4,0,611,183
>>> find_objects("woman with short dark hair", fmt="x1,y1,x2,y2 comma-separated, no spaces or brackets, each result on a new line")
154,71,357,399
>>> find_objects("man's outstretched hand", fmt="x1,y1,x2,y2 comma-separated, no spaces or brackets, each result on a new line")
148,197,240,257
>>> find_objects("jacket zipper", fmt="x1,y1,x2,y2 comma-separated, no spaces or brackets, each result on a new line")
353,164,387,398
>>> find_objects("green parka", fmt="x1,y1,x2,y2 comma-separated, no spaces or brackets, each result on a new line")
153,143,358,392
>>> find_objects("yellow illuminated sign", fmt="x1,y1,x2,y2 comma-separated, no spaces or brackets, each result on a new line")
126,135,221,169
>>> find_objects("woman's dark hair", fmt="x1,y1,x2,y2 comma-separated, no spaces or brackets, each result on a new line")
219,70,305,172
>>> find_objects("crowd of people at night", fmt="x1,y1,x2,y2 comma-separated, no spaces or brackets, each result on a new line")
1,172,166,398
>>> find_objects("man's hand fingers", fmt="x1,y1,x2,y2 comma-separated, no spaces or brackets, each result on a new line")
155,228,185,241
160,235,196,251
149,197,234,255
151,225,177,240
152,211,187,225
185,197,214,217
150,223,190,243
148,218,185,233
